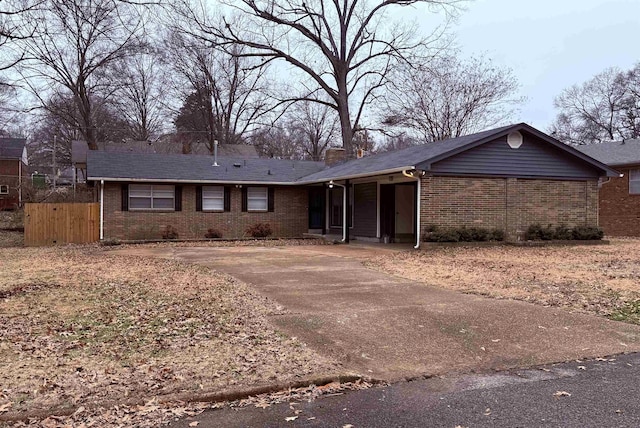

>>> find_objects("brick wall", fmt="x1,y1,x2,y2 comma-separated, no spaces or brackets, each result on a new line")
0,159,23,210
599,166,640,236
420,175,599,241
103,183,309,240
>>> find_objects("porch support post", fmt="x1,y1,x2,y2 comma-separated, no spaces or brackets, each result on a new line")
99,180,104,241
344,179,350,244
414,177,421,249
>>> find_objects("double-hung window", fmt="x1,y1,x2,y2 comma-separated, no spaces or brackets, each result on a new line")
630,169,640,195
247,187,268,212
202,186,224,211
129,184,175,210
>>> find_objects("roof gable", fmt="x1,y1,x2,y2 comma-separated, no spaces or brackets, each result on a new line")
0,137,27,159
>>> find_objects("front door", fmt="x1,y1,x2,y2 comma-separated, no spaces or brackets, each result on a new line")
380,184,395,241
308,187,325,231
394,183,416,243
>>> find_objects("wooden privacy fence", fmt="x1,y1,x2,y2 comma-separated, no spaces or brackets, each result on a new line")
24,203,99,246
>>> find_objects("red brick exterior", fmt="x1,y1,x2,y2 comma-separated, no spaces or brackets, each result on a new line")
420,176,599,241
0,159,26,210
102,183,310,240
598,165,640,236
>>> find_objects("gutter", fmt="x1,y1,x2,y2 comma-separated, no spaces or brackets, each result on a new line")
87,166,417,187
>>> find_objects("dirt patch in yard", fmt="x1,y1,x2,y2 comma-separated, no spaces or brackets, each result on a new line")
365,239,640,320
0,245,339,422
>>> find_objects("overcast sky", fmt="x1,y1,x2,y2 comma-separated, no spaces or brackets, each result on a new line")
453,0,640,131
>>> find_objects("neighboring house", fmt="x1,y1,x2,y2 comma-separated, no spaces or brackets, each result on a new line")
577,140,640,236
72,140,258,182
0,137,28,210
86,123,617,244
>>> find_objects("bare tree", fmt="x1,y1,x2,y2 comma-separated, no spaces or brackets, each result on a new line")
165,30,272,153
16,0,146,149
174,0,459,157
550,66,640,145
249,125,302,159
112,50,169,141
382,55,522,142
0,0,42,72
285,101,339,161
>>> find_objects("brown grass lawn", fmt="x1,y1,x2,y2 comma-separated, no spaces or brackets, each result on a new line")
0,245,338,424
366,239,640,323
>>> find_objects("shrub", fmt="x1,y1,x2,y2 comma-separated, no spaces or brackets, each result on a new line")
489,228,505,241
423,226,504,243
246,223,273,238
162,225,179,240
572,226,604,240
554,224,573,240
205,228,223,239
525,223,554,240
100,238,121,246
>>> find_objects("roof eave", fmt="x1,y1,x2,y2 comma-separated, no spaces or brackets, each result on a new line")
87,177,302,186
297,166,417,184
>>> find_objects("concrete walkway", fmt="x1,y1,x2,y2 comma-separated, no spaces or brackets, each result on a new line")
114,245,640,382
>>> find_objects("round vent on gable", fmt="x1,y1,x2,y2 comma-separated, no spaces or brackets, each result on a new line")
507,131,523,149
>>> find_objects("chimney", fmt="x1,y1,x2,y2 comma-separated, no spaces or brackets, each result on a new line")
325,148,346,166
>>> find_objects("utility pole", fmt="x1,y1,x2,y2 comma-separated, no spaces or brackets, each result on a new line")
52,134,57,189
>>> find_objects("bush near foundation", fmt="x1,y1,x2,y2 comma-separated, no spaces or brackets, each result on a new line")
162,225,179,240
246,223,273,238
525,223,603,241
423,225,505,243
205,228,223,239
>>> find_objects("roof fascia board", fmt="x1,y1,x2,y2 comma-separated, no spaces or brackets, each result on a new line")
297,166,416,184
87,177,299,186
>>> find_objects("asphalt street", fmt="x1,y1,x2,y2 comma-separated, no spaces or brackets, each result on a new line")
171,352,640,428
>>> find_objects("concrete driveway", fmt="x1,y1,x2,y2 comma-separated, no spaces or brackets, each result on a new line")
114,244,640,382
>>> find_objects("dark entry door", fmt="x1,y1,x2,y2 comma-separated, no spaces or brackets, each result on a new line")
380,184,395,240
308,187,325,230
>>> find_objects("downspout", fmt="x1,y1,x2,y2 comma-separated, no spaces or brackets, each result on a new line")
402,169,422,249
100,180,104,241
18,159,22,207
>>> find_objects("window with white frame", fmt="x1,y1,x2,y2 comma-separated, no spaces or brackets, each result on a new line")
0,185,8,194
247,187,268,211
631,169,640,195
129,184,175,210
202,186,224,211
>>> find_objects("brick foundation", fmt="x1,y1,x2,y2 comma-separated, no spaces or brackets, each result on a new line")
103,183,309,240
598,166,640,236
420,176,599,241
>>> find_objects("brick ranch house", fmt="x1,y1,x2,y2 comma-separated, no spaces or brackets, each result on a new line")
0,137,28,211
86,123,619,245
577,140,640,236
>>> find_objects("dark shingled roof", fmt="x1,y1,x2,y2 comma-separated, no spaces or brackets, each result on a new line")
575,139,640,166
301,125,515,182
86,123,619,183
0,137,26,159
87,151,324,183
73,140,259,164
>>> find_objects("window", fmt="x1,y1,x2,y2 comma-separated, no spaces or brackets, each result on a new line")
247,187,268,211
0,185,8,194
631,169,640,195
202,186,224,211
129,184,175,210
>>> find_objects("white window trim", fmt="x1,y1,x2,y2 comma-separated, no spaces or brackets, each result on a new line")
202,186,225,211
247,187,268,212
129,184,175,211
0,185,8,195
630,168,640,195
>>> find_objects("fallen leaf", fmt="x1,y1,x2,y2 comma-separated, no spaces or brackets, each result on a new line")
343,425,354,428
285,416,298,422
553,391,571,397
484,408,491,416
577,366,586,370
189,422,199,427
0,402,12,413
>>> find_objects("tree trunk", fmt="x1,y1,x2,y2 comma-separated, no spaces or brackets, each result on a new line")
336,70,354,157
